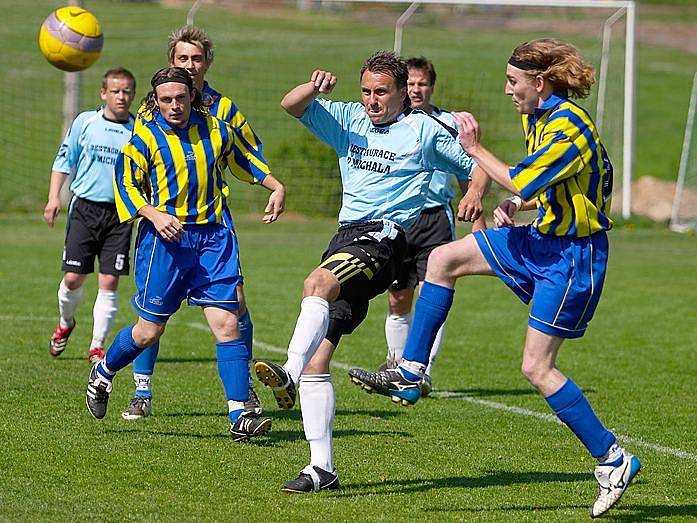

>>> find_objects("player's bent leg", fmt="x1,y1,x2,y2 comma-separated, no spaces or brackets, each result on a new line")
523,327,641,516
51,273,87,357
89,273,120,363
282,341,339,493
86,317,164,419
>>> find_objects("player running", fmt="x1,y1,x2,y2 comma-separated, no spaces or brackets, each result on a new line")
85,67,285,443
349,39,641,517
377,56,489,395
45,68,136,363
253,51,487,492
123,25,267,421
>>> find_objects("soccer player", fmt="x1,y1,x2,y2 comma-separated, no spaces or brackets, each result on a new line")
85,67,286,443
378,56,489,395
44,68,136,363
123,25,267,421
349,39,641,517
253,51,486,492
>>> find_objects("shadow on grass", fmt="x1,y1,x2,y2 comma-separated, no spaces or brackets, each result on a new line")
331,470,589,497
156,408,401,421
267,428,412,444
600,504,697,522
155,357,217,364
441,387,595,397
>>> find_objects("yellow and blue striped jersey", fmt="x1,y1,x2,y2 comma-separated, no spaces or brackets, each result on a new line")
510,93,613,237
114,110,269,224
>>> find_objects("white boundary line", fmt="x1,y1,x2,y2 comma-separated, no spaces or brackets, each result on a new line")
7,315,697,462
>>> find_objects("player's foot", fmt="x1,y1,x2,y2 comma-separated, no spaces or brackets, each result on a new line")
49,321,75,357
121,395,152,420
244,384,263,415
590,449,641,518
254,359,296,409
87,347,105,363
348,367,422,406
86,364,112,419
229,412,272,442
421,374,433,397
281,465,339,493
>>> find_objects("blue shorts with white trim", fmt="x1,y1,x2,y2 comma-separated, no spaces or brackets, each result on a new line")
131,218,242,323
473,225,608,339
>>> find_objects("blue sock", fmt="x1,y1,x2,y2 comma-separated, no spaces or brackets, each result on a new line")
104,326,146,374
132,342,159,398
238,309,254,361
400,281,454,374
545,378,617,458
216,339,249,404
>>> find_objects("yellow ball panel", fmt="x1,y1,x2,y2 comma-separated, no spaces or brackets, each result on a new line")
38,26,101,72
54,7,102,38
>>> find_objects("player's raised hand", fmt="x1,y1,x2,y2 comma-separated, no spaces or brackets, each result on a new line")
263,186,286,224
44,197,61,227
453,112,481,154
492,198,519,228
311,69,337,94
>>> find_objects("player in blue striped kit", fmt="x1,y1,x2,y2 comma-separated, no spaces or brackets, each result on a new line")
253,51,487,492
85,67,285,443
349,39,640,517
123,25,267,420
45,68,136,363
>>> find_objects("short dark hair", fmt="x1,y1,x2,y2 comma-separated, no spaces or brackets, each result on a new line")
406,56,436,86
102,67,136,90
360,51,408,89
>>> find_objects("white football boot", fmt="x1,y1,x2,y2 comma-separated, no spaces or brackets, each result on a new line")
590,448,641,518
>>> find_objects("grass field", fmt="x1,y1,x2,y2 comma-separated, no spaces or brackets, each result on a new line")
1,214,696,521
4,0,697,213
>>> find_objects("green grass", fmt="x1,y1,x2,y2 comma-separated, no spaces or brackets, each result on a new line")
1,214,696,521
2,0,696,213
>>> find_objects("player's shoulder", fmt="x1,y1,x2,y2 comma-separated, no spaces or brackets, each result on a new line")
547,98,594,135
73,108,101,129
404,108,456,137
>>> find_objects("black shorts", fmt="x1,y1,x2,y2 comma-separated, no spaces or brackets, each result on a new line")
319,221,407,341
62,197,132,275
390,205,454,291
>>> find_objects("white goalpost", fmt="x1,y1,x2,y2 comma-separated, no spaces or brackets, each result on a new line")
329,0,637,219
670,71,697,233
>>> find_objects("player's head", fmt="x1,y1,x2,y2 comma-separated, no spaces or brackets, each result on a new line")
505,38,595,114
167,25,214,91
359,51,409,125
99,67,136,121
144,67,204,128
406,56,436,111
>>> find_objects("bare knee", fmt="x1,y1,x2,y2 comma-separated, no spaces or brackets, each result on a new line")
425,245,458,282
98,273,119,291
388,288,413,315
303,268,340,301
63,272,86,290
521,356,551,389
132,318,166,347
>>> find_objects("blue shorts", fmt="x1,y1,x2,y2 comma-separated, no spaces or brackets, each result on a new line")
131,217,242,323
473,225,608,339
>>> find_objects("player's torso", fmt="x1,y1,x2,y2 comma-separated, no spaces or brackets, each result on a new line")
424,109,456,208
338,112,433,227
73,110,134,201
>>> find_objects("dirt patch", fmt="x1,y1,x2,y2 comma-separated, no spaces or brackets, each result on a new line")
630,175,697,223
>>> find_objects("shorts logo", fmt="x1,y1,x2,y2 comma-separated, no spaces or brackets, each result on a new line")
115,254,126,271
65,259,82,267
149,296,163,306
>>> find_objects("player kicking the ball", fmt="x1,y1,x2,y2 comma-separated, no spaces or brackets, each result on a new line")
253,51,486,492
349,39,640,517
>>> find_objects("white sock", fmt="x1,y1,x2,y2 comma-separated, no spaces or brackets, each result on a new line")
425,322,446,377
599,443,624,465
300,374,335,473
384,312,412,365
283,297,329,384
58,279,84,327
91,289,118,349
134,373,152,395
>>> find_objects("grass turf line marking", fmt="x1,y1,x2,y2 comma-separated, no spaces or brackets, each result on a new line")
7,315,696,462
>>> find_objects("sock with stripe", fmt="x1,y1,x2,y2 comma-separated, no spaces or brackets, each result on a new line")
132,342,160,398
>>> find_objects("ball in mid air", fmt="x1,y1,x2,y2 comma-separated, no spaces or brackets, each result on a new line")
38,7,103,72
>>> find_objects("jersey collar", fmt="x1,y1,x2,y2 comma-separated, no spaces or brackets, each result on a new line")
534,91,568,116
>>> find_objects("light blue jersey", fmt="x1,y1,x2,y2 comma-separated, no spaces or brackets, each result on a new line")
299,99,476,230
424,107,468,210
52,108,135,203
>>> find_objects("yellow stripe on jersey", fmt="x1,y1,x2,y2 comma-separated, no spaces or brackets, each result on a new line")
509,93,613,237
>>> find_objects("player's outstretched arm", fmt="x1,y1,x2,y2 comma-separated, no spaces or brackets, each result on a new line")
44,170,68,227
281,70,337,118
259,174,286,224
452,112,522,198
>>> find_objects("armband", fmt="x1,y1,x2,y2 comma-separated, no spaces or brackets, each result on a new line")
505,195,523,210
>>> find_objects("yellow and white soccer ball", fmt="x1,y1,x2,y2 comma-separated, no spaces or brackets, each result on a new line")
38,7,103,72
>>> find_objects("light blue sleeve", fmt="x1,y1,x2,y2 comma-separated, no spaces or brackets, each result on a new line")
52,112,86,174
298,98,362,154
422,119,476,181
